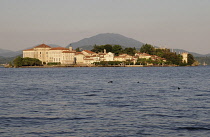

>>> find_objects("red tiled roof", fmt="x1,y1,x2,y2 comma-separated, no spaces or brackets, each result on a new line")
83,50,95,54
142,53,151,56
34,44,51,48
136,53,151,56
50,47,69,50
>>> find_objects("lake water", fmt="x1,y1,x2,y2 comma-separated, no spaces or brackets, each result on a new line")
0,66,210,137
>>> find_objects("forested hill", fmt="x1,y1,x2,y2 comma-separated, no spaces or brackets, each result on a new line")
195,57,210,65
66,33,144,49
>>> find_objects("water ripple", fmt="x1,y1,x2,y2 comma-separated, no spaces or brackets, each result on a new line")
1,67,210,136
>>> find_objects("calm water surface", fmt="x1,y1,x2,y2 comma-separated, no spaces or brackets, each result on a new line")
0,66,210,137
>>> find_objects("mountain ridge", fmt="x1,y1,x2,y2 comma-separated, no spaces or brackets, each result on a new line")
0,48,13,54
66,33,144,49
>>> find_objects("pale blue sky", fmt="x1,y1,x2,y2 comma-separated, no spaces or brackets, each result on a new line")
0,0,209,54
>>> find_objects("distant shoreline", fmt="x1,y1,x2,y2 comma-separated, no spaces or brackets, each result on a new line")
4,64,189,68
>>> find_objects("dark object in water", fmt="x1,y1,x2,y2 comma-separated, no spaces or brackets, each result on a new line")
178,87,180,90
177,126,210,131
108,81,113,83
137,81,139,83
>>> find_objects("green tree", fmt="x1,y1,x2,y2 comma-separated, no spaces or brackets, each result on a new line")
75,47,81,52
140,44,155,55
13,56,23,67
21,57,42,66
112,45,123,56
155,48,170,57
91,44,114,53
136,58,147,65
187,54,195,65
104,44,113,52
162,52,183,65
91,45,104,53
13,57,42,67
123,47,136,56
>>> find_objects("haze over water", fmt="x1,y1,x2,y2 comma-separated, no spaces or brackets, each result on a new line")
1,66,210,136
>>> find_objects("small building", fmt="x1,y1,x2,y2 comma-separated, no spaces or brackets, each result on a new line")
82,50,96,56
182,52,188,63
114,54,134,62
75,52,85,64
61,51,76,64
135,53,151,59
104,52,114,61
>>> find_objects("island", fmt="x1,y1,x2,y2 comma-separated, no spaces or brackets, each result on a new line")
6,43,197,68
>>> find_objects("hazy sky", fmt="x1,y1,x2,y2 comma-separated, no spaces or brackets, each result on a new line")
0,0,209,54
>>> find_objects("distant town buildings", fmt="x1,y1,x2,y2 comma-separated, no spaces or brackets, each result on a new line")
23,44,116,65
23,44,187,65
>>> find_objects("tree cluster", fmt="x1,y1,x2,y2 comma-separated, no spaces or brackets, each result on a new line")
187,54,195,65
94,60,135,66
91,44,136,56
13,57,42,67
136,58,165,66
94,61,123,66
91,44,196,66
140,44,195,66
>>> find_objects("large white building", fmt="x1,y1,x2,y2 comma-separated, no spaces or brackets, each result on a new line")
23,44,76,64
